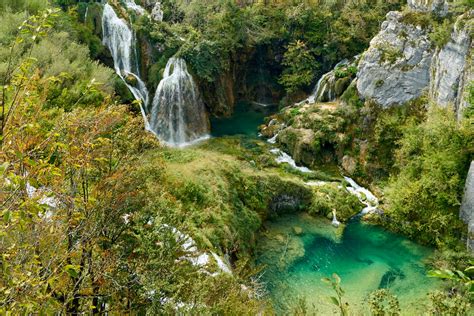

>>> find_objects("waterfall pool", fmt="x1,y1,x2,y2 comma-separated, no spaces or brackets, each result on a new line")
211,101,277,137
255,213,442,315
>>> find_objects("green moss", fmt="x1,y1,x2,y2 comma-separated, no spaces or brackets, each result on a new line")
400,11,432,29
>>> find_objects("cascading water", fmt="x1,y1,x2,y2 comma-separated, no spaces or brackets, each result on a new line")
306,72,336,104
150,57,210,146
344,176,380,215
102,3,151,130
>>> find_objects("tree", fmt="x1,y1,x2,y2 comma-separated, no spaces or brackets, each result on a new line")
279,40,318,94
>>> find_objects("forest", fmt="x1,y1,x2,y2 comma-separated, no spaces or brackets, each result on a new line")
1,0,473,314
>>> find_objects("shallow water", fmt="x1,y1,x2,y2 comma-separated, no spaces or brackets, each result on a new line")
255,213,441,315
211,101,277,137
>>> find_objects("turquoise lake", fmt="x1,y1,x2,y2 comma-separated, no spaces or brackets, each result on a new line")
255,213,442,315
210,101,277,137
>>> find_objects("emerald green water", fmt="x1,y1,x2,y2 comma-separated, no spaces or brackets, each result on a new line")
255,213,442,315
211,101,277,137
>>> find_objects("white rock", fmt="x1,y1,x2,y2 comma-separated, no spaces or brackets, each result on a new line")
357,11,433,108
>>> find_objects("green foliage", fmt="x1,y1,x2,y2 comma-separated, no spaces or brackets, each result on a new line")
385,107,473,246
428,290,471,315
322,273,349,316
428,263,474,293
335,64,357,79
0,0,49,14
430,19,454,48
309,183,362,221
400,11,432,29
367,289,401,316
279,40,318,94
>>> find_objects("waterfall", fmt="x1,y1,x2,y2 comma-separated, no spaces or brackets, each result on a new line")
149,57,210,146
270,148,312,173
297,59,351,105
344,176,379,215
332,210,341,227
306,72,336,104
102,3,151,131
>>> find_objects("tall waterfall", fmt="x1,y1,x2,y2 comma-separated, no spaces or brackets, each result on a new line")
150,57,210,146
102,3,151,129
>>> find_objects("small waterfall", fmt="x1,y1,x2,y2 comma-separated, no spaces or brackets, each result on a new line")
84,6,89,21
270,148,312,173
150,57,210,146
344,176,379,215
331,210,341,227
102,3,151,131
297,59,352,105
306,72,336,104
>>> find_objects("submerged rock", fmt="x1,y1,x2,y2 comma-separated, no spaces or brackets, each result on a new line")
379,269,406,289
293,226,303,235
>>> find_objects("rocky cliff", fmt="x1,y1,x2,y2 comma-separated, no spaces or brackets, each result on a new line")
357,1,473,117
460,161,474,252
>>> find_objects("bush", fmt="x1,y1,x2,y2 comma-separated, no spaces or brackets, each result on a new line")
385,106,473,246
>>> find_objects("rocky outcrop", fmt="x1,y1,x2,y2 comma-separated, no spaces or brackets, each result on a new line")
430,13,473,117
407,0,449,16
357,11,433,108
151,2,163,22
460,161,474,252
200,72,236,117
357,7,472,117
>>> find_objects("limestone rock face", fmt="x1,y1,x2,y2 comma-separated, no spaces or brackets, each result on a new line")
151,2,163,22
430,15,472,117
407,0,449,16
357,11,433,108
460,161,474,252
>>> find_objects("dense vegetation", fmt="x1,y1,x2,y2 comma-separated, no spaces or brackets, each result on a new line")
1,0,473,314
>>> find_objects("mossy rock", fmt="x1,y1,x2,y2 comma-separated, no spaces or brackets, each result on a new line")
124,73,139,86
334,77,352,96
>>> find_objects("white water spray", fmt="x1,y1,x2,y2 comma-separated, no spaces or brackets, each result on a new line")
270,148,312,173
102,3,151,131
150,57,210,146
344,176,379,215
